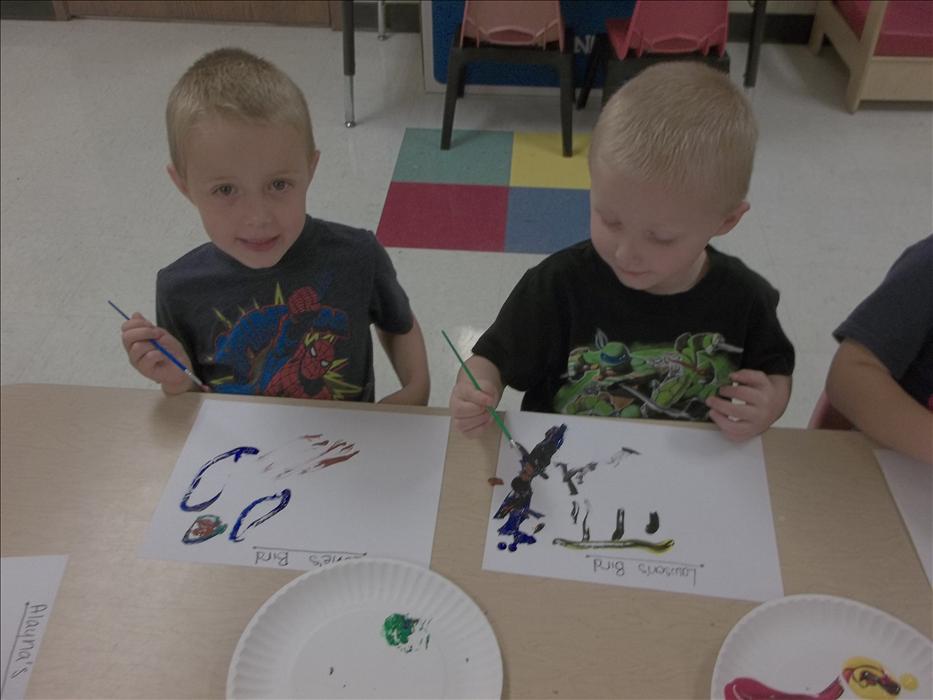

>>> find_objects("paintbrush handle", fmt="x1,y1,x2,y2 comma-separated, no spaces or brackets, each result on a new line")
440,330,484,391
148,338,205,387
486,406,515,444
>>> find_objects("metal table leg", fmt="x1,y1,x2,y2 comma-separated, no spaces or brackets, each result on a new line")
744,0,768,88
377,0,387,40
342,0,356,127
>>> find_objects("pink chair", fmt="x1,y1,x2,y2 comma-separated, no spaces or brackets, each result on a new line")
608,0,728,59
460,0,564,50
807,392,855,430
442,0,574,157
576,0,730,109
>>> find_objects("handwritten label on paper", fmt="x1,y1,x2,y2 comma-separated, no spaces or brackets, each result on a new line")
589,555,703,587
251,547,366,569
1,556,68,700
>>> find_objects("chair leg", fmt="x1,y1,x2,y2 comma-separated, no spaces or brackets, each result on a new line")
808,13,825,54
559,52,574,157
576,33,607,110
711,52,731,75
456,62,467,98
441,49,463,150
845,71,864,113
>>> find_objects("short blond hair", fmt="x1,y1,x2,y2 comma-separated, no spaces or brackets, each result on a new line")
166,48,315,178
590,62,757,213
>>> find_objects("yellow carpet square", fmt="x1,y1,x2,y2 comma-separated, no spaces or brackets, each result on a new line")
510,132,591,190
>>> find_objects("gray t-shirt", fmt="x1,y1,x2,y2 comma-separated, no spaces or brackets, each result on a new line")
833,234,933,409
156,216,413,401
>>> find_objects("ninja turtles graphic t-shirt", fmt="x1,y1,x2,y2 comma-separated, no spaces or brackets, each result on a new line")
473,241,795,420
156,216,413,401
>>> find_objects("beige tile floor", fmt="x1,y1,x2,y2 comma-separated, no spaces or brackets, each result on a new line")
1,18,931,429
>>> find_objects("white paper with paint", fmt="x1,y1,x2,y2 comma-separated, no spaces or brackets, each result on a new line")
481,412,784,602
140,400,450,571
875,449,932,585
1,555,68,700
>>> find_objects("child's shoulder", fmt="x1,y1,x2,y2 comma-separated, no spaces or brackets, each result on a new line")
890,234,933,278
311,217,378,246
529,240,602,279
707,246,779,299
158,218,382,282
299,217,387,263
157,241,218,287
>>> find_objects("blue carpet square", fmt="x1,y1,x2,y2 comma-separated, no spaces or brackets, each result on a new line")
505,187,591,254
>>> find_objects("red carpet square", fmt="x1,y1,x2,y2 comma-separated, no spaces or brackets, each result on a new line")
377,182,508,252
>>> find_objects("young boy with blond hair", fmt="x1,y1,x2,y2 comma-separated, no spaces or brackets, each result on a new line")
121,48,429,404
450,62,794,441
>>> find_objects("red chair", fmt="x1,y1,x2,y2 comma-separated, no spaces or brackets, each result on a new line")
577,0,730,109
441,0,574,157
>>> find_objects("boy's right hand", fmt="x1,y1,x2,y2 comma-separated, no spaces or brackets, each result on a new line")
449,378,499,437
120,313,193,394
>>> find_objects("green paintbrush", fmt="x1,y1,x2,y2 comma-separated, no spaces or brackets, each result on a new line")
441,330,518,450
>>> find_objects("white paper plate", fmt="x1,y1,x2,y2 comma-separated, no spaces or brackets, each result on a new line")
711,594,933,699
227,558,502,699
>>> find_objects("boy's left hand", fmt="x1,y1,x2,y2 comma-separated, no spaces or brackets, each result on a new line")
706,369,790,442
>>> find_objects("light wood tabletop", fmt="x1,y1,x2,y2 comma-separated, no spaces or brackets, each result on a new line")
1,384,930,698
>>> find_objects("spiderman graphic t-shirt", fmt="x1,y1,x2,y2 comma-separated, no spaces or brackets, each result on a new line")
155,216,413,401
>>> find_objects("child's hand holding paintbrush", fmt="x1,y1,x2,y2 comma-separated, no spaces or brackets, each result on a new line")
443,331,522,451
113,301,207,394
449,360,502,437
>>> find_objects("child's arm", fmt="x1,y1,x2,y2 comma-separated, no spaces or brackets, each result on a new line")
449,355,504,437
375,317,430,406
706,370,791,442
120,312,195,396
827,339,933,464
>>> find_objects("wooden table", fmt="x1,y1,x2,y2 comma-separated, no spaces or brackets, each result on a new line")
2,384,930,698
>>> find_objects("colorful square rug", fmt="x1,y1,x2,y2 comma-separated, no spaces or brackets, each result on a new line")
377,128,591,254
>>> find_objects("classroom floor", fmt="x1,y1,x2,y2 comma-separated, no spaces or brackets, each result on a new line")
1,18,930,428
378,127,593,253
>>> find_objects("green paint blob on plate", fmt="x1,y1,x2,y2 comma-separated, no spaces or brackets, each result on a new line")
382,613,432,653
383,613,419,648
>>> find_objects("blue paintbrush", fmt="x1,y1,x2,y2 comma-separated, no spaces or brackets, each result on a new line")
108,300,206,389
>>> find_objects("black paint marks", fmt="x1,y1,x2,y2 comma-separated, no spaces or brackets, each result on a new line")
646,511,659,535
611,508,625,541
